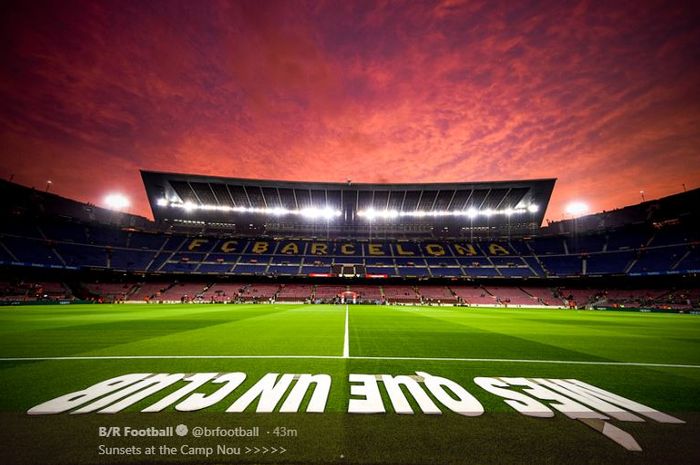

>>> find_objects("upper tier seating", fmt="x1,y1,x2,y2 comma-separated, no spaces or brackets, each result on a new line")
1,217,697,279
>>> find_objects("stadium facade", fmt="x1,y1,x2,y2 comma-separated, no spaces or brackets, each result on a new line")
0,174,698,310
140,171,555,237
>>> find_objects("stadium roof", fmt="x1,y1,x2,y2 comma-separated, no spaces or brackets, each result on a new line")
141,170,555,235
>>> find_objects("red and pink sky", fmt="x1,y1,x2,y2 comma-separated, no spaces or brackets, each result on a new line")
1,0,699,222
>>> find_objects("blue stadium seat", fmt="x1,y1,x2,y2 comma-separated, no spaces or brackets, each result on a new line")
629,246,686,274
490,256,526,266
586,251,633,275
566,234,606,254
429,267,463,277
463,267,500,277
162,236,188,251
110,250,155,270
301,266,331,274
160,262,198,273
54,243,107,268
424,257,458,266
366,266,396,275
334,256,363,264
522,257,545,276
528,237,565,255
128,232,166,250
456,256,491,266
195,263,233,273
676,248,700,272
268,265,301,275
540,255,582,276
395,257,427,266
397,267,430,277
147,253,170,271
270,255,303,264
498,267,535,277
2,237,64,266
41,222,87,243
233,264,267,274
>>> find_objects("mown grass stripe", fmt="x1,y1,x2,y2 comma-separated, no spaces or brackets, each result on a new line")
1,354,698,368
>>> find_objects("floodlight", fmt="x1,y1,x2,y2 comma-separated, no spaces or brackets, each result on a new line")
360,208,377,220
565,201,589,217
527,204,539,213
300,207,339,220
104,193,130,210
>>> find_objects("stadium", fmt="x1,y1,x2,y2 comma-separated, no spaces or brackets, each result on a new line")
0,171,699,465
2,1,700,464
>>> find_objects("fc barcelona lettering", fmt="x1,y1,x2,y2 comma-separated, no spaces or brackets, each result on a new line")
183,238,514,256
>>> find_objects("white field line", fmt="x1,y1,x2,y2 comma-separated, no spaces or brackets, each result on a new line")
1,354,699,369
343,304,350,359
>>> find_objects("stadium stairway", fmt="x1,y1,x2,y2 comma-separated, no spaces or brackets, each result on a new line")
37,225,68,268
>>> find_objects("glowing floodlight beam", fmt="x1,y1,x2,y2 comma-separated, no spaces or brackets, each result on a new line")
104,193,130,211
357,209,400,220
360,208,377,220
165,201,341,219
356,207,532,220
565,201,589,217
156,198,168,207
300,207,342,220
527,204,539,213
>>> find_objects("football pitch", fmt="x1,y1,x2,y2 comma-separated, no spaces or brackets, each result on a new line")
1,303,699,464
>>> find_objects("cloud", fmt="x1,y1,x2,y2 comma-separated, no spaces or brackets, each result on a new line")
0,0,699,220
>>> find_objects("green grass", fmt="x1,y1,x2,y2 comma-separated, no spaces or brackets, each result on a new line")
1,303,699,464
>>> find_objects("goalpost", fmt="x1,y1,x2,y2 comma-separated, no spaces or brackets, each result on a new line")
339,291,358,304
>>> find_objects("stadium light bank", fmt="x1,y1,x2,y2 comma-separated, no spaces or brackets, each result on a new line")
357,204,539,220
160,200,342,220
158,199,538,221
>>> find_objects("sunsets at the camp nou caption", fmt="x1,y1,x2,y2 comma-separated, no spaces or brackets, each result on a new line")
1,0,699,220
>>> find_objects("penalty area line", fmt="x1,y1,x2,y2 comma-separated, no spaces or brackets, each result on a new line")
0,354,698,369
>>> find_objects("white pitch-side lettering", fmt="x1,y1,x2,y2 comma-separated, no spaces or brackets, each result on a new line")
73,374,185,414
500,377,607,420
563,379,684,424
279,374,331,413
227,373,295,413
348,374,385,414
142,373,219,412
416,372,483,417
176,373,246,412
27,374,152,415
473,377,553,418
533,379,644,422
381,375,441,415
